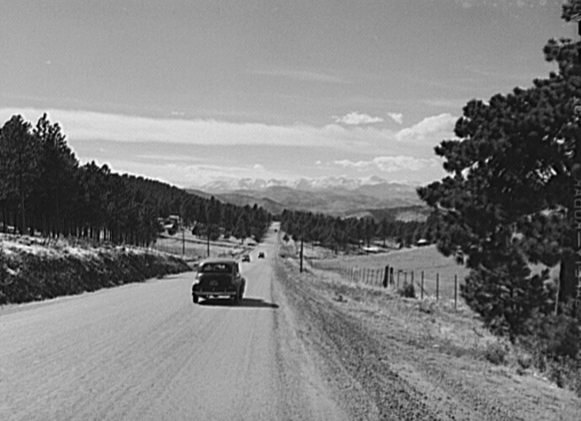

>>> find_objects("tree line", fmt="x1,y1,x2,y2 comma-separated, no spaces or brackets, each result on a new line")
0,114,271,246
280,209,430,251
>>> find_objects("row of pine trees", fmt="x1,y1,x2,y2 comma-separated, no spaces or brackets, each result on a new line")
280,209,430,251
0,114,270,246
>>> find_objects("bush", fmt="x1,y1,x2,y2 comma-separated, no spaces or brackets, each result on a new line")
398,282,416,298
0,246,191,305
523,310,580,360
484,342,507,365
418,299,435,314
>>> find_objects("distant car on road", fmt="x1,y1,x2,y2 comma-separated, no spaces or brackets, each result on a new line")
241,254,250,262
258,252,265,259
192,258,246,304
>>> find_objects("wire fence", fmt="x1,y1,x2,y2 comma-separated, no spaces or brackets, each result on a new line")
150,242,244,260
311,260,464,308
150,243,201,259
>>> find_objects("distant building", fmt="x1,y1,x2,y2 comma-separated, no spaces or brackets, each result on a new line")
362,245,380,253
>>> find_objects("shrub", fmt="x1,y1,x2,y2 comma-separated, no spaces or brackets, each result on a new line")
418,299,435,314
398,281,416,298
0,246,190,305
484,341,507,365
523,309,580,360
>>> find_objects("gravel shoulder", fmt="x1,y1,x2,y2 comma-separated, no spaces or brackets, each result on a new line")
274,252,581,420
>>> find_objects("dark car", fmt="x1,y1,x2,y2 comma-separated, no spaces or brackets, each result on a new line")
192,258,246,304
258,252,265,258
241,254,250,262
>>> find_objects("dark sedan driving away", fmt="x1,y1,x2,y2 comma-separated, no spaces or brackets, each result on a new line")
192,258,246,304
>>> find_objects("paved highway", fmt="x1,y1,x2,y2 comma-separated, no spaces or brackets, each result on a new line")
0,226,347,421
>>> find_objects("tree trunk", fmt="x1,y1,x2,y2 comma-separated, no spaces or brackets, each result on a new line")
558,252,577,308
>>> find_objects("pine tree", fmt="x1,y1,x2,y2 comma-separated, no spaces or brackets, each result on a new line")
418,1,581,335
0,115,40,234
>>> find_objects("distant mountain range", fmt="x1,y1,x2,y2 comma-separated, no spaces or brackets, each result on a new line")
187,176,429,221
198,175,393,192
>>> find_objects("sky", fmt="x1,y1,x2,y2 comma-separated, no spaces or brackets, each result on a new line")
0,0,575,189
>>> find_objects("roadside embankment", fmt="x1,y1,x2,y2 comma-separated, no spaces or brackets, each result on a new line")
0,235,191,305
275,241,581,420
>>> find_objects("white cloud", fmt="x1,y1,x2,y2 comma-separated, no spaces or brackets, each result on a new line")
106,159,283,188
1,108,390,150
0,107,342,147
0,108,457,166
334,156,438,173
0,108,456,183
387,112,403,124
334,159,371,169
334,111,384,125
395,113,456,142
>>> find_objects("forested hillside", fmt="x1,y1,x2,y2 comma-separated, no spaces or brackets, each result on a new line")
0,114,271,246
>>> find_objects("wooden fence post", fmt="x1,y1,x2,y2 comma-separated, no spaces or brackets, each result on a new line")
436,273,439,301
454,274,458,310
383,266,389,288
421,271,424,300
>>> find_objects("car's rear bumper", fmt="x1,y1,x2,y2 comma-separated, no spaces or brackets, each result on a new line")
193,290,236,297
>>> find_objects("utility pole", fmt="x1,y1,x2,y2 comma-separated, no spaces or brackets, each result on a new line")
180,207,186,257
207,225,211,257
300,235,304,273
572,14,581,312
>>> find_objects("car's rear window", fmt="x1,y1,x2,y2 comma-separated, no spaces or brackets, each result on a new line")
200,263,232,273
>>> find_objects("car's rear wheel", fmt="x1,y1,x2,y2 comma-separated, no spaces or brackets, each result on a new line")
192,294,199,304
233,290,240,305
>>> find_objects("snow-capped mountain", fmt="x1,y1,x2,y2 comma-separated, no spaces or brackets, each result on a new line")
188,176,425,217
194,176,419,193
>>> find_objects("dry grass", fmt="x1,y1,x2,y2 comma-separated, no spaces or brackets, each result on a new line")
284,256,581,419
308,244,469,301
153,232,252,260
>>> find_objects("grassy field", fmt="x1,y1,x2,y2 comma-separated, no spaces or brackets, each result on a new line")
309,245,470,302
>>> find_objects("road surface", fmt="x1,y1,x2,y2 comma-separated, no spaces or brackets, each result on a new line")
0,226,348,421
